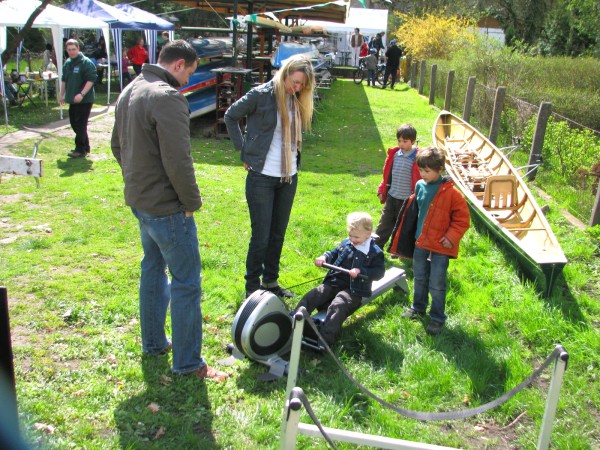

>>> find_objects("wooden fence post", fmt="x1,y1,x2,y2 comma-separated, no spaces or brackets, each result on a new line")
429,64,437,105
489,86,506,144
444,70,455,111
409,61,417,88
463,76,476,122
590,186,600,227
528,102,552,182
418,60,426,95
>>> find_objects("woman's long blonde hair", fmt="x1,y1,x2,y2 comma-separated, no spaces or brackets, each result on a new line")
272,54,315,132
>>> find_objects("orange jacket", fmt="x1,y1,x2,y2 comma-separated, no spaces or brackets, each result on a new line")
390,177,470,259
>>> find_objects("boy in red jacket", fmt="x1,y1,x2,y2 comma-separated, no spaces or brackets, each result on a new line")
395,147,470,335
374,124,421,249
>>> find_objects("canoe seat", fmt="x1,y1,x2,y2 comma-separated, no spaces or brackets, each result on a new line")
483,175,518,211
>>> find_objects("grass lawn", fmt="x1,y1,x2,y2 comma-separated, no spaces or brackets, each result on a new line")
0,79,599,449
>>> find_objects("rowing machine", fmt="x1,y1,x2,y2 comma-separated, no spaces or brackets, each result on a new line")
221,266,409,379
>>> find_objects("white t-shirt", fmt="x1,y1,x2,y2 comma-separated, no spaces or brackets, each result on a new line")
261,107,297,177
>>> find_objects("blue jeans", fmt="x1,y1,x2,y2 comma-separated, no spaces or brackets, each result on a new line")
245,171,297,292
412,246,449,324
132,208,205,374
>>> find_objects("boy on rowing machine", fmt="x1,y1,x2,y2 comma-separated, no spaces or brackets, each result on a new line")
292,212,385,346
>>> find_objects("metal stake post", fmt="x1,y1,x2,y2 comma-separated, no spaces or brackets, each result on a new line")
537,345,569,450
280,310,307,448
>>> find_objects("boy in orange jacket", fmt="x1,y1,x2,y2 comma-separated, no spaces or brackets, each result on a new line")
391,146,470,335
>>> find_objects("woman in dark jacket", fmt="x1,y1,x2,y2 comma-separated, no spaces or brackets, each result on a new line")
224,55,315,297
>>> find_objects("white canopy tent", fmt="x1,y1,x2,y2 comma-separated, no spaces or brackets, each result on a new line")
0,0,111,131
303,7,388,65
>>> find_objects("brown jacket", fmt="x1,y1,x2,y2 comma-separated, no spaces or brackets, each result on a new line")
111,64,202,215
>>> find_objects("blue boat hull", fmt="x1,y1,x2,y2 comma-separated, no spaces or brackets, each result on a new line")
179,38,230,118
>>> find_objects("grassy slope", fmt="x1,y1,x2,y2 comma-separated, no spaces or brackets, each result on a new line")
0,80,598,449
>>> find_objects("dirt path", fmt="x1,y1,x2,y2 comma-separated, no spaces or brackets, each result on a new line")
0,105,115,156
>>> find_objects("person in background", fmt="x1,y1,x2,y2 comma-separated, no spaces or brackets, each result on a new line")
371,32,384,58
157,31,170,58
93,38,107,86
359,40,369,59
224,55,315,298
389,147,470,335
127,37,149,76
120,48,132,87
60,38,97,158
365,48,378,87
374,124,420,248
43,43,56,69
111,40,229,381
382,40,402,90
292,212,385,346
2,68,19,106
350,28,364,66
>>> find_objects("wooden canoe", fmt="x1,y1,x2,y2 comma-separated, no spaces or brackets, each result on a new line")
433,110,567,296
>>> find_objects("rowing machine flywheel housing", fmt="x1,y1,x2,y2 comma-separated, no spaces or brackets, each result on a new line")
231,290,293,362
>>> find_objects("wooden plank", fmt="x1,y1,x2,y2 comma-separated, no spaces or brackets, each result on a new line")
0,155,43,178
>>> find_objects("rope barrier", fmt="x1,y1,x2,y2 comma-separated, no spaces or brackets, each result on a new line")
299,309,566,421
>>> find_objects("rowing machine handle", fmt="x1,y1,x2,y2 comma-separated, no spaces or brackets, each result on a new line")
322,262,368,280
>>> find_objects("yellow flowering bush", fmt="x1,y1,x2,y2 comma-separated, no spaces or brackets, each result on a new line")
393,12,477,60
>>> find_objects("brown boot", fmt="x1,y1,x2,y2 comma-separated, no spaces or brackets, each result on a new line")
190,365,229,382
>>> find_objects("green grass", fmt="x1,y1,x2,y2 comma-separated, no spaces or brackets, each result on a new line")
1,80,599,449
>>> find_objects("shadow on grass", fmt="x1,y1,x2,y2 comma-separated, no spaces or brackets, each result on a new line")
114,354,218,449
430,325,508,401
56,157,93,177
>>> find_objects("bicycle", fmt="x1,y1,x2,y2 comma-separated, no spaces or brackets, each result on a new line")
353,58,385,86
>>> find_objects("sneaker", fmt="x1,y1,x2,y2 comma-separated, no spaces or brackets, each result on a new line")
190,365,229,382
426,321,444,335
402,308,425,320
261,285,294,298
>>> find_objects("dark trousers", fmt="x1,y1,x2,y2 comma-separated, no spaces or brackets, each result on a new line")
295,284,362,345
132,64,142,76
383,65,399,88
68,102,93,153
245,171,297,292
375,195,407,249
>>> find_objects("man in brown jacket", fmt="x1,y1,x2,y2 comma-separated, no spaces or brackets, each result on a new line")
111,40,228,381
350,27,364,66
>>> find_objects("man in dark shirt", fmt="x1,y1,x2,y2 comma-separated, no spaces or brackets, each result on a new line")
382,40,403,90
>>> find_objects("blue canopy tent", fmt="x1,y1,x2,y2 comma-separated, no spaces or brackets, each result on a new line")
63,0,173,90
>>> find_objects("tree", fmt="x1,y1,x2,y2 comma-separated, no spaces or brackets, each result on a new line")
3,0,53,57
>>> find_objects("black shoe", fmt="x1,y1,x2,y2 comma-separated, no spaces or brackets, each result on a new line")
261,285,294,298
68,151,86,158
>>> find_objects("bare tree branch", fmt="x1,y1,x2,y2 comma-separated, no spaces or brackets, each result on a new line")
4,0,53,57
